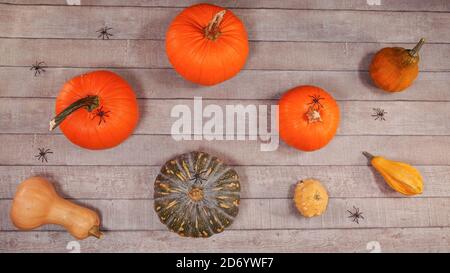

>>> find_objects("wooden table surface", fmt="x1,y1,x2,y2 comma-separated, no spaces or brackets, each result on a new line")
1,0,449,253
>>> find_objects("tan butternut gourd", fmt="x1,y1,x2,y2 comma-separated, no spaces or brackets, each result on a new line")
294,179,329,217
10,176,102,240
363,152,424,196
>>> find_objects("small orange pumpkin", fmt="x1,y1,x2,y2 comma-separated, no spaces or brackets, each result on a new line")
279,85,340,151
369,38,425,92
50,70,139,150
166,3,249,86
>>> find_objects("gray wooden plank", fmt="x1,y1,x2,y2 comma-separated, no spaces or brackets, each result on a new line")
1,4,449,42
0,135,448,166
1,39,449,71
3,0,450,12
2,198,450,231
1,98,449,135
2,228,450,252
1,166,449,199
1,67,450,101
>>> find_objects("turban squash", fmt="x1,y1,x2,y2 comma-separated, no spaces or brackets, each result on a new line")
154,151,240,237
50,70,139,150
166,3,249,86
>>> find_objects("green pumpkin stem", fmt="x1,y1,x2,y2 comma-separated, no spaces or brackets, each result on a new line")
409,38,425,57
204,10,226,41
49,95,99,131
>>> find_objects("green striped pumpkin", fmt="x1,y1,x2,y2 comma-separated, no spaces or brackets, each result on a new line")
154,151,240,237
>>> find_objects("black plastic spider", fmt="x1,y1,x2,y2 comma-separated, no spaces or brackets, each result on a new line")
307,94,325,110
91,106,110,125
347,206,364,224
372,108,387,121
189,170,208,184
35,148,53,163
30,61,46,76
97,26,113,40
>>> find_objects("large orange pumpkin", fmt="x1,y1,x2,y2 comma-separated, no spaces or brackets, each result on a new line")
166,3,249,86
49,70,139,150
279,85,340,151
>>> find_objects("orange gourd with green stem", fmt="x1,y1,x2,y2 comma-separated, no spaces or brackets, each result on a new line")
369,38,425,92
279,85,340,151
49,70,139,150
166,3,249,86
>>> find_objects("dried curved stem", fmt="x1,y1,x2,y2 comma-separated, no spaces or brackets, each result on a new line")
409,38,425,57
204,10,226,41
362,151,375,160
88,225,103,239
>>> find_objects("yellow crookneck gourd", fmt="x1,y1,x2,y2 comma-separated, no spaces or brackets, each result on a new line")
363,152,423,196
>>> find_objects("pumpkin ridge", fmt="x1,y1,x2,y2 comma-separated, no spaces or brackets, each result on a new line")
196,205,216,236
166,3,248,85
202,163,227,188
157,173,189,191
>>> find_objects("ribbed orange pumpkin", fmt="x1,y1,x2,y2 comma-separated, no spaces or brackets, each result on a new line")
50,70,139,150
369,38,425,92
166,3,249,86
279,85,340,151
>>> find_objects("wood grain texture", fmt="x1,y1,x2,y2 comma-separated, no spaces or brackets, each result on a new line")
2,98,450,135
1,67,450,101
1,39,449,71
1,166,449,199
3,0,450,12
0,135,449,166
1,228,450,252
2,198,450,231
1,4,449,42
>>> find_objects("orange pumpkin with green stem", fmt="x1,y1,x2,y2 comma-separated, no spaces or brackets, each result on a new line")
166,3,249,86
369,38,425,92
49,70,139,150
279,85,340,151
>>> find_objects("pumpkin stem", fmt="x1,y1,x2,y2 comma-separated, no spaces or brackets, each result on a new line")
306,108,322,123
49,95,99,131
362,151,375,160
409,38,425,57
204,10,226,41
188,186,204,202
88,225,103,239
